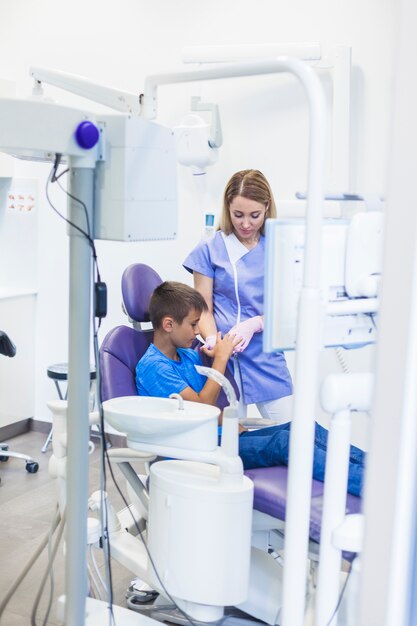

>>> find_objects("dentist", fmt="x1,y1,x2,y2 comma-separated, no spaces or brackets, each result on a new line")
183,169,293,423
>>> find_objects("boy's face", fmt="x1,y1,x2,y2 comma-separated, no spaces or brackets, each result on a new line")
171,308,201,348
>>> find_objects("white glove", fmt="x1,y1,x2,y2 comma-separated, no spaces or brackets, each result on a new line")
229,316,263,353
204,334,217,350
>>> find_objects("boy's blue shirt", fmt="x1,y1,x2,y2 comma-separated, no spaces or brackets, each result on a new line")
136,343,207,398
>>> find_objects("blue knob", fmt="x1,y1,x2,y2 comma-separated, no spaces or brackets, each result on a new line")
75,121,99,150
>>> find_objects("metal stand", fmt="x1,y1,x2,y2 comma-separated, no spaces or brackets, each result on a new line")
65,164,94,626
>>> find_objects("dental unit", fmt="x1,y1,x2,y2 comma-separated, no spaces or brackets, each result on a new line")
0,54,381,626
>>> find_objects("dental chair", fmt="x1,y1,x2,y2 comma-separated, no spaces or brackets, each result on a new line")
96,263,363,624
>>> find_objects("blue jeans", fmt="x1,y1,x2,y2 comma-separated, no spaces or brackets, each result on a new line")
238,422,365,497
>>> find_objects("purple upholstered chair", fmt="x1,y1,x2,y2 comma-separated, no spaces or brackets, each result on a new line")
100,263,163,402
245,466,361,560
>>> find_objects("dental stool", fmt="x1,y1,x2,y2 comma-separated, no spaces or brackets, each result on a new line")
42,362,97,453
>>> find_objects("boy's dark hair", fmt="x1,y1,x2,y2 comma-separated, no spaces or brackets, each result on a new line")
149,281,208,329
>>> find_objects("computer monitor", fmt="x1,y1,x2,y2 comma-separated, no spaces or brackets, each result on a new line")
263,217,379,353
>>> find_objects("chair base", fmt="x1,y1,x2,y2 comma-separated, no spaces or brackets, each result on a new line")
0,443,39,473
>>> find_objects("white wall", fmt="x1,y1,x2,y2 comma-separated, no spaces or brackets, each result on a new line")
0,0,397,429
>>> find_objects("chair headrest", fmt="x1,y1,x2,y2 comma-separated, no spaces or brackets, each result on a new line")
121,263,163,323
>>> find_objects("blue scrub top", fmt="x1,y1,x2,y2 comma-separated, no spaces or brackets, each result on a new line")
183,231,293,405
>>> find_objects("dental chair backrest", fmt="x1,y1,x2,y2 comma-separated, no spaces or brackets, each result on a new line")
99,263,163,401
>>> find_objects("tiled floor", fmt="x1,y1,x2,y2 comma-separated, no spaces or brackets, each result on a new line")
0,429,141,625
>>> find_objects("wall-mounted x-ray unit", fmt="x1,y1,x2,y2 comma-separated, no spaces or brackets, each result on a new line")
264,213,382,352
183,43,352,194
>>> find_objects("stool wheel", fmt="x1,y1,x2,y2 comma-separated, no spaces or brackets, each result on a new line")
26,461,39,473
0,444,9,461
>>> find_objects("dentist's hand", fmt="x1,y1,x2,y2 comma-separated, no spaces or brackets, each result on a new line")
228,316,264,353
201,331,242,360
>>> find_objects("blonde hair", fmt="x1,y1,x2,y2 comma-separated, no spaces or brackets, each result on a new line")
218,169,277,236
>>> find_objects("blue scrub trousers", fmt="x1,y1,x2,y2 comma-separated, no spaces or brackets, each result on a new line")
238,422,364,497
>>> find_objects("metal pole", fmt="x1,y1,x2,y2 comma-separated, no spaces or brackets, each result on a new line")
65,165,94,626
315,409,352,626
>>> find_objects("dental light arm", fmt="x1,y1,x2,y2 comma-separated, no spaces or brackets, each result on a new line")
30,66,141,114
140,58,324,121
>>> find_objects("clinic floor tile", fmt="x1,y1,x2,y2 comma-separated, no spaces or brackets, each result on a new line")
0,430,140,626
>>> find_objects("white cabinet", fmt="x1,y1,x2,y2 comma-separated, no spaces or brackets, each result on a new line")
0,176,38,427
0,80,15,178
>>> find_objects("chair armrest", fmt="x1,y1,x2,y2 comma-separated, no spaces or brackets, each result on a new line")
239,418,278,429
107,448,156,464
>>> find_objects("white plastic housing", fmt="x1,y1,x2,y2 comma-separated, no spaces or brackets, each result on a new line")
0,97,97,162
264,218,377,351
237,547,284,624
345,211,383,297
320,372,374,413
174,113,218,170
0,98,178,243
332,513,364,553
0,82,16,175
94,114,177,241
147,460,254,609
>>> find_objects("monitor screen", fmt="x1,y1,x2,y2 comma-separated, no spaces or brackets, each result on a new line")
263,218,378,352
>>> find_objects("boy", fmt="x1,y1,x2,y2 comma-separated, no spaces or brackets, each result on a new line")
136,281,241,410
136,281,365,497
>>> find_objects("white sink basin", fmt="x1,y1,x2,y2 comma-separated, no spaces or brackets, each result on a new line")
103,396,220,451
